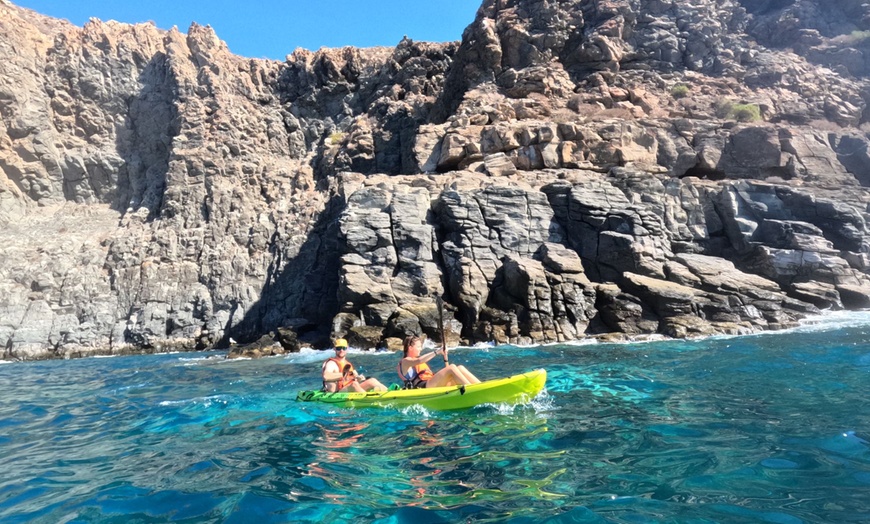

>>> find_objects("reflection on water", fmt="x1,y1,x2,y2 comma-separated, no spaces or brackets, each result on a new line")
0,315,870,522
272,409,566,521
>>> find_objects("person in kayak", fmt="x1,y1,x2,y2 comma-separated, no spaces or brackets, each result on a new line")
322,338,387,393
398,335,481,388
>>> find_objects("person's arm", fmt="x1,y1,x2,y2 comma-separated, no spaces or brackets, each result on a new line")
402,349,444,366
322,361,343,382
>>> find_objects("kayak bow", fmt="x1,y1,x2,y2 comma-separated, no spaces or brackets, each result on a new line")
296,368,546,411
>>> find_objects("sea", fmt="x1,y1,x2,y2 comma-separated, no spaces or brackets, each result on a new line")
1,312,869,523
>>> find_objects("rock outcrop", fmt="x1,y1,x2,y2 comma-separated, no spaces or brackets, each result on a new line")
1,0,870,359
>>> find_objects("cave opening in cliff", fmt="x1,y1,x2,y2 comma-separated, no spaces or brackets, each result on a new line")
680,166,727,181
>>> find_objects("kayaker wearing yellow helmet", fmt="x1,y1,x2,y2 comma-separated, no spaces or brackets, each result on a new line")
321,338,387,393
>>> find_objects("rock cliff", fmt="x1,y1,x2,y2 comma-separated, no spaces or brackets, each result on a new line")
2,0,870,359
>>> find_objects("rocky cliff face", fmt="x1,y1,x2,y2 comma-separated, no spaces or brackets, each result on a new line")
2,0,870,359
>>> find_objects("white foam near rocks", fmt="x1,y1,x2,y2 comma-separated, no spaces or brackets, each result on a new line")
792,309,870,333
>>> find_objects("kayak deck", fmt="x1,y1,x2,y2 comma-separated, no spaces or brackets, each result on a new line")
296,368,546,411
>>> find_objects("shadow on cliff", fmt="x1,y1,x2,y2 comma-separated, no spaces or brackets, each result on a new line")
112,51,180,219
221,192,344,348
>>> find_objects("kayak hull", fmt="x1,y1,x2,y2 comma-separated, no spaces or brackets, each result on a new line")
296,369,546,411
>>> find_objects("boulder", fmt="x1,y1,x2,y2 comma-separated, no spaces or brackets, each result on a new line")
381,337,404,352
594,284,660,335
275,327,302,353
345,326,385,351
837,285,870,309
227,335,284,359
790,282,842,309
621,272,698,317
484,152,518,176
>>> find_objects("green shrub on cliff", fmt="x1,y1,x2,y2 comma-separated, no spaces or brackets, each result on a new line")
837,30,870,44
329,131,345,145
731,104,761,122
670,83,690,99
714,99,761,122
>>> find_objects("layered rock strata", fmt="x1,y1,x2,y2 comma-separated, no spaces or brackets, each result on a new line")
1,0,870,359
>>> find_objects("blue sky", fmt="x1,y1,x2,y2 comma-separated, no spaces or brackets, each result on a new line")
14,0,482,59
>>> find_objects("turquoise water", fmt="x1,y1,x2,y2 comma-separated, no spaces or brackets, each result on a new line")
2,314,870,523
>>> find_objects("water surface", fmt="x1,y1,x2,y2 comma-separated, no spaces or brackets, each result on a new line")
1,313,869,523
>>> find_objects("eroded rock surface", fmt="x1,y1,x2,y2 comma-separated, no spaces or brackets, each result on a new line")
2,0,870,359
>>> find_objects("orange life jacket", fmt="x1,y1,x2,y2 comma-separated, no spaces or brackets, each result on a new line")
398,361,434,389
323,357,355,391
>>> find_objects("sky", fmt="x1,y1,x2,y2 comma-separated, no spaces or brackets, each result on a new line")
14,0,482,60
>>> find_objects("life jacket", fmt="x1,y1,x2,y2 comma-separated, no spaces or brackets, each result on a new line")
398,361,434,389
323,357,355,391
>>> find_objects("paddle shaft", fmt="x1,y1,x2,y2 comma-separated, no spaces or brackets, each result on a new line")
436,296,448,364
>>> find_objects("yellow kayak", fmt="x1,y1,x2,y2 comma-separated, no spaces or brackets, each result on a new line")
296,369,546,411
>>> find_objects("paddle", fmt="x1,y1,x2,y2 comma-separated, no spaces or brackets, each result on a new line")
436,296,448,364
343,363,366,383
436,296,467,395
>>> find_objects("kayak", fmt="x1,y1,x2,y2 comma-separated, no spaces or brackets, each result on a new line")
296,368,546,411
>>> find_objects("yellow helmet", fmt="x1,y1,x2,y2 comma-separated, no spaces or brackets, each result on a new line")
334,338,348,349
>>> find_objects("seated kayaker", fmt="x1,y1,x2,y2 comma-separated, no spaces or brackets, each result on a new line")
398,336,481,389
322,338,387,393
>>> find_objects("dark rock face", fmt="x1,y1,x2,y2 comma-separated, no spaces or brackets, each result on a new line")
227,335,285,359
1,0,870,359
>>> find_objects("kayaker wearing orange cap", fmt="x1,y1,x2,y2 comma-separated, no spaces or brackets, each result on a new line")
321,338,387,393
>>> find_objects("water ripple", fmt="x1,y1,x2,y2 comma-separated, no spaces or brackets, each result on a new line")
1,324,870,521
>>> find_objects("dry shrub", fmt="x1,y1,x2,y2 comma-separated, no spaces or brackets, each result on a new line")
585,106,636,121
